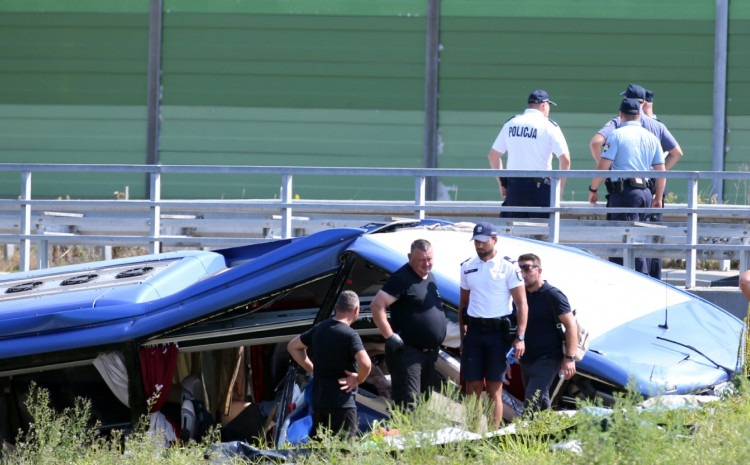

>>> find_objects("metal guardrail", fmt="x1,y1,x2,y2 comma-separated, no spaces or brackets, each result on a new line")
1,163,749,289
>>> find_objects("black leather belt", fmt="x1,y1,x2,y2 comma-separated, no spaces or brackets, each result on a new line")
509,177,550,184
466,315,506,329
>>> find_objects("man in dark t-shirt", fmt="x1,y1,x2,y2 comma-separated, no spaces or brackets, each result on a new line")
371,239,448,410
287,290,372,438
517,253,578,413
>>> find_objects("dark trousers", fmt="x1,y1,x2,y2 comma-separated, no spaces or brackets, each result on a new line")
643,191,665,279
311,407,358,439
501,179,551,219
608,185,653,275
520,356,560,413
385,345,439,410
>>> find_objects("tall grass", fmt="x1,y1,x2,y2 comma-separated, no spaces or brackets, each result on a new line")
4,380,750,465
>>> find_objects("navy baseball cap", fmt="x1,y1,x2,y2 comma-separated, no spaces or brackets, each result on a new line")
620,98,641,115
645,89,654,102
471,222,498,242
620,83,647,100
528,89,557,106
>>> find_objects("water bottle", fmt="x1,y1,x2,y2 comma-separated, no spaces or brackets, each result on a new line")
506,347,516,364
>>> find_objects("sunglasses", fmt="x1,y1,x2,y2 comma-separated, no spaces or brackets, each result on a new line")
519,264,539,271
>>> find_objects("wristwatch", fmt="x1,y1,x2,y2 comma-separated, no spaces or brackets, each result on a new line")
517,333,525,341
564,354,576,361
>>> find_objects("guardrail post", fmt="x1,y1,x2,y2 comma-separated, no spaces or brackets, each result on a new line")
281,174,293,238
149,171,161,253
20,171,32,271
548,176,561,243
623,243,635,270
685,177,698,289
38,240,49,269
415,176,426,219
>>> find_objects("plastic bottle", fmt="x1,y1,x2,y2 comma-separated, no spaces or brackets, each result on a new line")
506,347,516,364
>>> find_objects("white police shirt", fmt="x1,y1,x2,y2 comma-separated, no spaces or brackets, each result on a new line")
460,254,523,318
491,108,569,171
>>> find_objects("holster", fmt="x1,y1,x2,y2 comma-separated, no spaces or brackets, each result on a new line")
500,315,517,345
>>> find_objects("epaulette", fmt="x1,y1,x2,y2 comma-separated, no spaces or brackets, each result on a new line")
460,256,472,266
547,118,559,127
503,255,516,264
504,114,521,124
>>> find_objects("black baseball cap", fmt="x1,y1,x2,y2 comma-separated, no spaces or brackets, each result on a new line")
528,89,557,106
471,222,498,242
620,98,641,115
645,89,654,102
620,83,647,100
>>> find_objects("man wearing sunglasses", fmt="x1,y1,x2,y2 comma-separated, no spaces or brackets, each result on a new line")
516,253,577,413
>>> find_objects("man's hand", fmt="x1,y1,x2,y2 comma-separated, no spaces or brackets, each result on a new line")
339,370,360,393
588,191,598,205
385,333,405,352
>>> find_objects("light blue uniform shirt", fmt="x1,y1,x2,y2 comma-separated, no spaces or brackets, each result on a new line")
602,121,665,175
597,113,677,152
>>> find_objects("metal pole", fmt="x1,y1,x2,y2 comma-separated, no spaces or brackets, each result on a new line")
423,0,440,201
149,172,161,253
145,0,163,195
281,174,293,238
711,0,728,202
19,172,31,271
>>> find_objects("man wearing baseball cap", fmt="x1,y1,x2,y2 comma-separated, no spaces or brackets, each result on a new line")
459,221,527,428
488,89,571,219
589,84,683,279
587,99,666,275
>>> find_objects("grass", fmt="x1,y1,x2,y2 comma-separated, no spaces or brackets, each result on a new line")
4,378,750,465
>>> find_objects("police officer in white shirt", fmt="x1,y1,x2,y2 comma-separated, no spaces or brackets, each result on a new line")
458,222,528,428
488,90,571,219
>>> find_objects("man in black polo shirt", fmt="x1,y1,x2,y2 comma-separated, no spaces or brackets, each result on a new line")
287,290,372,438
371,238,448,410
517,253,577,413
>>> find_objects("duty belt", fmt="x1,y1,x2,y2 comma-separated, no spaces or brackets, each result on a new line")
465,315,506,329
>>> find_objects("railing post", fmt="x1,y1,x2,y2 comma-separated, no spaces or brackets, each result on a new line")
19,171,32,271
548,176,561,243
38,240,48,269
149,171,161,254
281,174,293,238
415,176,426,219
685,177,699,289
741,238,750,276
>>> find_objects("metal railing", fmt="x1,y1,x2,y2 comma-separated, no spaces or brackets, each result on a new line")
1,163,749,289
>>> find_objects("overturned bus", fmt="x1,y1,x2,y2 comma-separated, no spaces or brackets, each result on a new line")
0,220,743,448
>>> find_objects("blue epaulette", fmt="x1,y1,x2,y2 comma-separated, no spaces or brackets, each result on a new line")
548,118,559,127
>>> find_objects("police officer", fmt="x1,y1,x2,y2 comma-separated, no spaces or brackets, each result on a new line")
587,98,666,275
459,222,528,428
589,84,683,278
488,90,571,219
589,84,683,170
